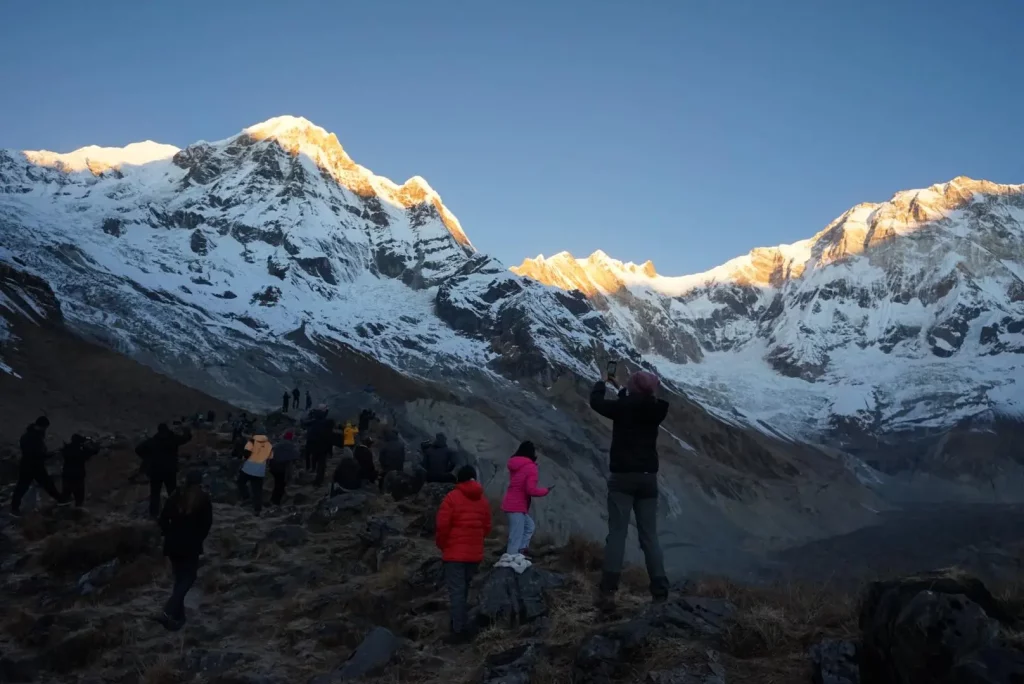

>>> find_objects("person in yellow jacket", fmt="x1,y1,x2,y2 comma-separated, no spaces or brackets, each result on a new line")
238,432,272,515
343,422,359,448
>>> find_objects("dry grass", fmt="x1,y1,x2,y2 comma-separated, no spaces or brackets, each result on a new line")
140,657,182,684
38,523,156,574
561,533,604,572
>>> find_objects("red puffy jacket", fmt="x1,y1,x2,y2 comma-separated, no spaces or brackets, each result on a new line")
435,480,493,563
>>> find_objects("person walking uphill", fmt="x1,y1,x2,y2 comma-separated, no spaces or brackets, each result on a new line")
435,466,492,644
136,423,193,518
269,431,300,506
61,434,101,508
11,416,68,517
499,441,550,568
590,369,670,607
157,471,213,631
238,431,272,515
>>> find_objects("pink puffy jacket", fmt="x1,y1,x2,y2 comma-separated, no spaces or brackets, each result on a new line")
501,455,549,513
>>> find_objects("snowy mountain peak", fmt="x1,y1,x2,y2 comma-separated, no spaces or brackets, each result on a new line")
22,140,180,174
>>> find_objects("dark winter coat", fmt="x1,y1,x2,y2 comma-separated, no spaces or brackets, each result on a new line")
358,409,376,433
158,491,213,559
353,444,377,482
435,480,492,563
589,380,669,474
61,440,100,478
271,439,300,464
421,434,456,480
19,424,49,468
136,427,192,477
332,456,362,491
378,435,406,473
304,413,335,456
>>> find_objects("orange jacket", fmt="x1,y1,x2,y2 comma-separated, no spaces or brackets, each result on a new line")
435,480,492,563
343,424,358,447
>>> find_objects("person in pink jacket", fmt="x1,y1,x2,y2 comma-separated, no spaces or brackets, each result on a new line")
500,441,552,559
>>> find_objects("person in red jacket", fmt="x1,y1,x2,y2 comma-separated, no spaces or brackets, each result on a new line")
435,465,492,644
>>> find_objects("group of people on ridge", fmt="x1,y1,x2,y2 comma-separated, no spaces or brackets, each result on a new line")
9,363,670,642
282,386,313,413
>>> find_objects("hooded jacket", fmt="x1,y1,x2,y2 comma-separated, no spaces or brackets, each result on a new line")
270,439,300,465
304,412,335,455
422,434,456,479
159,489,213,559
241,435,272,477
343,424,359,448
501,456,549,513
435,480,492,563
353,444,377,482
137,426,192,477
589,380,669,474
19,423,49,468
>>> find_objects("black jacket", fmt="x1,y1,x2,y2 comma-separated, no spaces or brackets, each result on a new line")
159,491,213,559
378,436,406,473
332,456,361,491
19,424,49,468
137,428,192,476
421,436,456,479
358,409,376,433
304,413,335,455
590,380,669,474
353,445,377,482
61,440,100,478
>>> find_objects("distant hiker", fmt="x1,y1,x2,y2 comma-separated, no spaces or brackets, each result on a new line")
207,410,216,424
435,465,492,644
421,433,457,484
331,448,361,494
136,423,193,518
11,416,68,517
282,391,290,414
377,428,407,490
358,408,376,434
269,430,300,506
157,470,213,631
304,406,335,485
590,370,670,608
292,387,300,410
238,430,272,516
305,390,313,411
60,434,100,508
343,421,359,449
353,437,377,484
498,441,550,568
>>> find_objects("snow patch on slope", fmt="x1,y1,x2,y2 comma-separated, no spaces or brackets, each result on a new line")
24,141,180,173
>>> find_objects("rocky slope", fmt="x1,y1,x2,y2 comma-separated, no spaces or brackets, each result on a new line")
0,116,892,577
514,178,1024,478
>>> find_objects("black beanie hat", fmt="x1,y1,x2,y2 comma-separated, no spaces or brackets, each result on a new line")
456,465,477,483
515,441,536,461
35,416,50,428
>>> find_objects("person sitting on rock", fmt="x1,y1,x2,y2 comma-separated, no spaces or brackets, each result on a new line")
421,433,457,484
353,437,377,484
11,416,69,517
331,448,362,494
435,465,492,645
238,429,272,516
377,428,406,491
60,434,101,508
269,430,300,507
498,441,551,568
157,470,213,631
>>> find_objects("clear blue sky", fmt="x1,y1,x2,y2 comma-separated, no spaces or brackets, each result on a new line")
2,0,1022,275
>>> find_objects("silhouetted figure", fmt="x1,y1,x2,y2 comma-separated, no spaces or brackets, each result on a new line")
137,423,193,518
331,449,361,493
353,438,377,484
421,433,457,484
358,409,377,433
305,391,313,411
292,387,300,409
270,431,300,506
157,471,212,631
282,391,290,414
304,406,335,486
207,410,215,423
61,434,100,508
377,428,406,491
11,416,67,516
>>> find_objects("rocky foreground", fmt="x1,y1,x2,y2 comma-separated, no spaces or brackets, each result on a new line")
2,428,1024,684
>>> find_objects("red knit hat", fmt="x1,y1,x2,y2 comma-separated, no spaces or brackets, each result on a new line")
283,430,294,440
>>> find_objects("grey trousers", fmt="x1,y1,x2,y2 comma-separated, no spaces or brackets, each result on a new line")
444,561,478,634
600,472,669,598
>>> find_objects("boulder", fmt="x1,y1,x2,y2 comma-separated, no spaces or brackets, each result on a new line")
860,572,1015,684
263,525,309,549
358,516,403,547
77,558,120,595
306,492,372,532
373,537,410,571
309,627,402,683
415,483,455,535
183,649,246,673
473,567,565,628
481,642,544,684
810,639,859,684
643,597,736,637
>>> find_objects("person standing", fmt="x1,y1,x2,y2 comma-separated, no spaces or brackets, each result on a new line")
304,406,335,486
157,471,213,631
305,390,313,411
292,387,300,410
269,430,300,506
499,441,550,565
435,466,492,644
377,428,406,491
137,423,193,518
421,433,457,483
589,370,670,608
11,416,68,517
282,391,290,414
343,421,359,449
238,431,272,515
353,437,377,485
60,434,100,508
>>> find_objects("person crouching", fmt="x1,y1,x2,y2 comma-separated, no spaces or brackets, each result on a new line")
435,465,492,644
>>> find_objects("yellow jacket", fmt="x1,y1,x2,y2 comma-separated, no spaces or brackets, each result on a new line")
343,425,358,447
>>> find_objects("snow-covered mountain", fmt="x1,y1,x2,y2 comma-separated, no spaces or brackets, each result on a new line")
514,177,1024,456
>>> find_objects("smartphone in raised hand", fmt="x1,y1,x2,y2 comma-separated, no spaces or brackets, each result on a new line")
606,360,617,379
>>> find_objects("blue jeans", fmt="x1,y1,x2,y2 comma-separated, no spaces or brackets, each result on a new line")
506,512,536,555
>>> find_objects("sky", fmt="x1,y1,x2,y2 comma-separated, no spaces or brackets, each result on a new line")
2,0,1023,276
